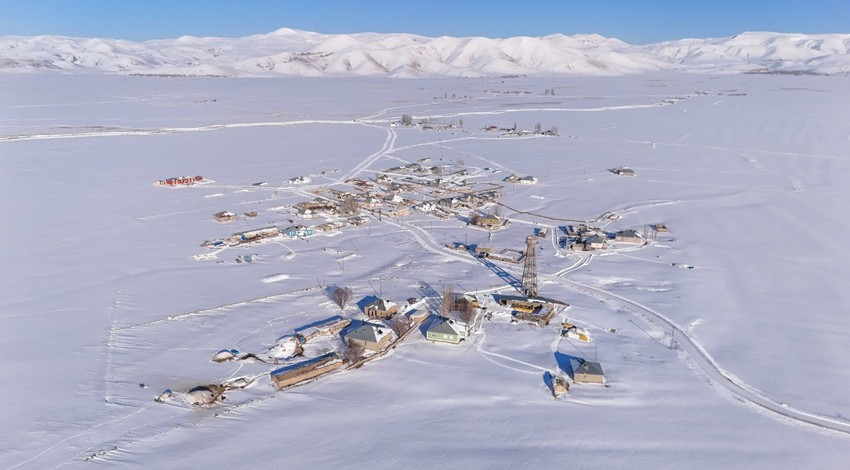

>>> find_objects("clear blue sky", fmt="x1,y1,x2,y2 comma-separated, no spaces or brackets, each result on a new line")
1,0,847,44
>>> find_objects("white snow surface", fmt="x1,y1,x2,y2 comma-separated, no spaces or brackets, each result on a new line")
2,73,850,468
1,28,849,77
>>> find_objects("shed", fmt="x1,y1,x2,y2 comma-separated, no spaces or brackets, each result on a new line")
574,360,606,384
342,323,393,351
616,167,635,177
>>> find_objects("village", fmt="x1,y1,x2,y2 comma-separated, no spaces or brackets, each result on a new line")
153,116,666,408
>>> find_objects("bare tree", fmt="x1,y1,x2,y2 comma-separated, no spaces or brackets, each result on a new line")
441,284,454,317
458,119,463,128
534,122,542,134
456,297,476,324
341,339,365,364
468,211,481,226
332,286,353,310
456,157,465,168
401,114,413,126
340,196,360,215
549,126,559,136
391,315,414,336
512,122,518,131
493,204,503,217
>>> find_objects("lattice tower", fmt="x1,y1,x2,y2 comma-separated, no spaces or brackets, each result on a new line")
522,235,538,297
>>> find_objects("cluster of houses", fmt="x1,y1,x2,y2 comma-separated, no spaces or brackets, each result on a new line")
561,225,644,252
168,283,606,407
213,210,257,223
276,160,505,231
483,124,558,137
201,223,321,248
156,175,206,186
503,174,538,185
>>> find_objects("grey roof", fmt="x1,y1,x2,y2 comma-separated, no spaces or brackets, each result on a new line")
585,234,606,244
344,323,386,343
428,319,460,336
576,361,604,376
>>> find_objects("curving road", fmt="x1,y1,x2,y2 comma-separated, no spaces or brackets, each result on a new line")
561,277,850,435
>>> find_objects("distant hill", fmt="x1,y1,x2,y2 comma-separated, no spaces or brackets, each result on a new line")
1,28,848,77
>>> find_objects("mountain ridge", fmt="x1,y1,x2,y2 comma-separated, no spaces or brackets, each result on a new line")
2,29,848,77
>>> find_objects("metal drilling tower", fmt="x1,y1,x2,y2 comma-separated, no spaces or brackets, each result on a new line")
522,235,539,297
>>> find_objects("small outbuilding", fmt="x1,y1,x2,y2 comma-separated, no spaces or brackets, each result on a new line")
213,211,237,223
574,360,606,384
185,386,218,405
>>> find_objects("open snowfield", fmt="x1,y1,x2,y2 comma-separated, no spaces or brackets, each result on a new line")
2,73,850,468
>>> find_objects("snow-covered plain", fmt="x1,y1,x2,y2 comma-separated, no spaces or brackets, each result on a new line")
2,72,850,468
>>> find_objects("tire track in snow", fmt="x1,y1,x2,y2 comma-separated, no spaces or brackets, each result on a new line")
338,126,396,182
0,119,364,143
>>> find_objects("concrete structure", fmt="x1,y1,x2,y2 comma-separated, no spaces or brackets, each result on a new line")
574,360,606,384
615,167,635,176
342,323,393,351
363,298,399,320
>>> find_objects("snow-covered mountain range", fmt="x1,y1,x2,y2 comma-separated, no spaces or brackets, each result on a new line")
2,28,849,77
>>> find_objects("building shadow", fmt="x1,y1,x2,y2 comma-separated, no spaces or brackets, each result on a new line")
554,351,580,380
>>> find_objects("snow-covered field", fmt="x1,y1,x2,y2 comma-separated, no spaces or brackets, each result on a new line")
2,72,850,468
